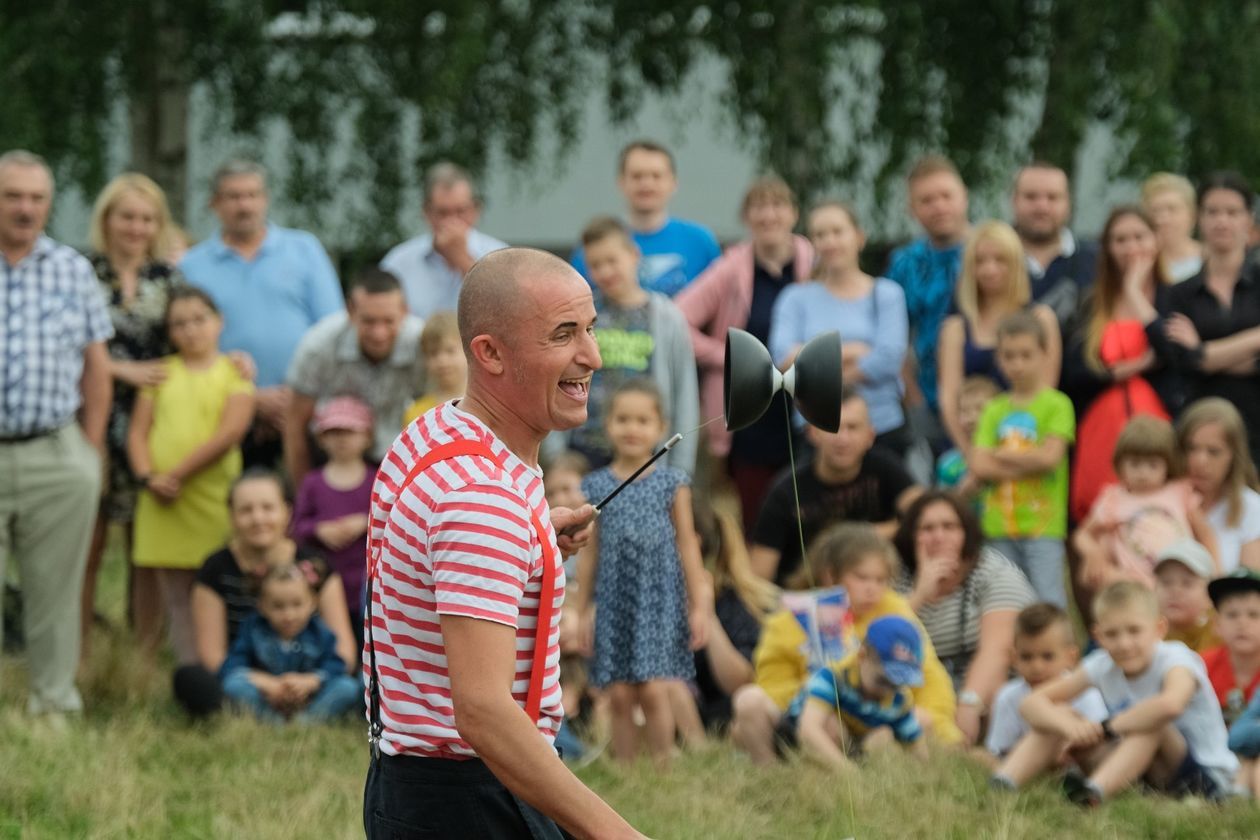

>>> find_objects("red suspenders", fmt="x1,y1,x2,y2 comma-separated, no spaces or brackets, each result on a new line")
365,440,559,754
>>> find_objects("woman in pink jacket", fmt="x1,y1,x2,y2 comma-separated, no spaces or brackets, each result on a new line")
675,175,814,533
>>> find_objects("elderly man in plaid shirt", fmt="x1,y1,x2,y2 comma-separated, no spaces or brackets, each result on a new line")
0,150,113,721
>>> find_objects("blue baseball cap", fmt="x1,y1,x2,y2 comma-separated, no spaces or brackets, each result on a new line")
865,616,924,688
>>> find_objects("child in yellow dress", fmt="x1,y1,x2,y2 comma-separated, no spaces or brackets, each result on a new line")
129,287,255,662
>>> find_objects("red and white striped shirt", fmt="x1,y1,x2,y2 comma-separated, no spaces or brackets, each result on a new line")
365,401,564,758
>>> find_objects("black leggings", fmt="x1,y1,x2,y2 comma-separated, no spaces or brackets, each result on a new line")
173,664,224,718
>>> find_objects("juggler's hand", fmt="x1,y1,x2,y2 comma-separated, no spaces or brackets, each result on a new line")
552,504,596,555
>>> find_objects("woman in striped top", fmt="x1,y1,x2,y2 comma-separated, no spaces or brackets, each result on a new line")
894,490,1036,745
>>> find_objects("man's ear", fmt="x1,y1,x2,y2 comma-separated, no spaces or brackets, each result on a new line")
467,334,505,376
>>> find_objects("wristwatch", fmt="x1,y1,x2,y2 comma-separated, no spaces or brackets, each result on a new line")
958,690,984,713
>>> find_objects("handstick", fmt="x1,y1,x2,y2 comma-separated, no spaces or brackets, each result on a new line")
593,433,683,512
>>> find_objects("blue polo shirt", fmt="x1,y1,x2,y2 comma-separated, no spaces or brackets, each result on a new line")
179,225,344,387
570,217,721,297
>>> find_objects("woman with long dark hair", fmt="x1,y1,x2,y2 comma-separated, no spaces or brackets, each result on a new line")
1061,205,1183,522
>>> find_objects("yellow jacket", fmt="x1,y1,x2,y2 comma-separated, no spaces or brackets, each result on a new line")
753,588,962,744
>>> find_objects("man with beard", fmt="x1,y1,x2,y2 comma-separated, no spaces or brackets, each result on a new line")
180,160,344,466
1011,162,1098,325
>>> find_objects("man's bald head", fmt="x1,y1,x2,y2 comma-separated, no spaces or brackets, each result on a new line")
458,247,578,353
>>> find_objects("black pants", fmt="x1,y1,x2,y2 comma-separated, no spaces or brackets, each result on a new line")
364,752,572,839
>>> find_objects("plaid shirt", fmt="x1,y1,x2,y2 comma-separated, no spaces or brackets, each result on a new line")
1,235,113,436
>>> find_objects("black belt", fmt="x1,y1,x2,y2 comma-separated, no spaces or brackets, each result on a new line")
0,427,59,444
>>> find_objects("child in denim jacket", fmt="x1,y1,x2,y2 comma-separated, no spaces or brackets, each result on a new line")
221,563,360,722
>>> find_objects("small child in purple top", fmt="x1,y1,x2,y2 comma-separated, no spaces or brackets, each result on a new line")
291,396,374,636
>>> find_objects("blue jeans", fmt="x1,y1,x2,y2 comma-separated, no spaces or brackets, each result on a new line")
1229,693,1260,759
989,537,1066,608
553,719,587,763
223,670,362,722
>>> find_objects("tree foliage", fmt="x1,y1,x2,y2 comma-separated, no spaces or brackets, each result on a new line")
2,0,1258,244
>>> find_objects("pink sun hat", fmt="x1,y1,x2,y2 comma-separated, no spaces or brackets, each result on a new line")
312,396,374,434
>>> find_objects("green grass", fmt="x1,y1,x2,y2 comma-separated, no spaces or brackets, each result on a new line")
3,533,1260,838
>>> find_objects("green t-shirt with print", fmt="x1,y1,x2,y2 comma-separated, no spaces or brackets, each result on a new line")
974,388,1075,539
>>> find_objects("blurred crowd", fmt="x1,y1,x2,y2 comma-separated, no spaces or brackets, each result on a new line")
4,138,1260,803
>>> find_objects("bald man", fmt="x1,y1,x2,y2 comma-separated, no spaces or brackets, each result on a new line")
363,249,643,839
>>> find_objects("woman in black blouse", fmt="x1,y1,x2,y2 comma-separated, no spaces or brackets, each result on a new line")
175,470,355,716
82,174,183,655
1164,172,1260,465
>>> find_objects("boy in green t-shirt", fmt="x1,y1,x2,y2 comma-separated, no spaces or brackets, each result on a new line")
971,311,1075,608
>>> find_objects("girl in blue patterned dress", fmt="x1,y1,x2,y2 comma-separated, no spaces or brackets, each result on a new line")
575,379,709,767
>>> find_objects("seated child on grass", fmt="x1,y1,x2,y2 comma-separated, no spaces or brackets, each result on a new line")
793,616,930,771
730,524,960,767
1154,539,1221,654
220,564,361,723
992,581,1237,805
1204,568,1260,797
984,603,1107,761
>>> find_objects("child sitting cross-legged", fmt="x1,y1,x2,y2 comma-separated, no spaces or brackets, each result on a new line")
220,564,361,723
984,603,1107,762
992,581,1237,805
792,616,930,771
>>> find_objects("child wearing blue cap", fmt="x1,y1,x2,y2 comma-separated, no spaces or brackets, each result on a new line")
792,615,929,770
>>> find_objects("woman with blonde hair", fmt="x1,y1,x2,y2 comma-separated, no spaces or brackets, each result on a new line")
937,221,1061,453
1177,398,1260,573
1142,172,1203,282
82,172,185,656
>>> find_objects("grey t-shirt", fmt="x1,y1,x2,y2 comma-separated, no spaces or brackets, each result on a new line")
1081,641,1238,778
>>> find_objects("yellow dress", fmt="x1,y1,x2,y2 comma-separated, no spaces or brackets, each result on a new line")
132,356,253,569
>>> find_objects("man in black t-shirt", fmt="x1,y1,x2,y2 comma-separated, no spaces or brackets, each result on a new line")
750,390,923,587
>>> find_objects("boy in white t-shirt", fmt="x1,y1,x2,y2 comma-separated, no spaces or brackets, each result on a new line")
985,603,1107,761
991,581,1237,805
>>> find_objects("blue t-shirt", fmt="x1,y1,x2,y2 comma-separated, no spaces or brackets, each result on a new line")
768,279,909,435
180,225,345,387
885,238,963,411
571,217,721,297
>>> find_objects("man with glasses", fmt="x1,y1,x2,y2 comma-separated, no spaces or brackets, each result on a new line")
381,162,509,320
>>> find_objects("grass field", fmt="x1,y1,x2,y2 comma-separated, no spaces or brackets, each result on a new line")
4,535,1260,838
